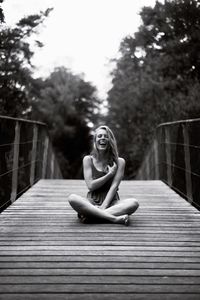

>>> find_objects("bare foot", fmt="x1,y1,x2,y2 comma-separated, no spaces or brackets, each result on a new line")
115,214,129,226
124,214,129,226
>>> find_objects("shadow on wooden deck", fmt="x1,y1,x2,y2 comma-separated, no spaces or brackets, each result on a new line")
0,180,200,300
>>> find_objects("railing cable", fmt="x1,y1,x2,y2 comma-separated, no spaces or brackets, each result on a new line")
162,178,200,211
0,177,40,211
160,141,200,150
162,161,200,179
0,160,42,178
0,116,62,212
137,118,200,210
0,140,41,148
15,176,41,199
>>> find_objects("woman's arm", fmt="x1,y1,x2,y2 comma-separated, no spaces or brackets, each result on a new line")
100,157,125,209
83,156,116,192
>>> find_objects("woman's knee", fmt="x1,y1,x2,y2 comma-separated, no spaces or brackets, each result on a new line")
68,194,87,211
68,194,81,207
125,198,139,207
132,198,139,209
68,193,77,203
126,198,139,213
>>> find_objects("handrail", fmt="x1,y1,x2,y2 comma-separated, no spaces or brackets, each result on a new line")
136,118,200,211
157,117,200,127
0,115,46,126
0,116,62,212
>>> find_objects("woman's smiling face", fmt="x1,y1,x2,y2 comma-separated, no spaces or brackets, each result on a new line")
95,128,109,151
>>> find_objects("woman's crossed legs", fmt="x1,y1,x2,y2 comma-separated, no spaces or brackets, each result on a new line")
68,194,139,225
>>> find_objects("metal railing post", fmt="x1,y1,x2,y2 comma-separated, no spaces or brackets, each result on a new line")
182,123,193,204
10,121,21,203
165,126,172,187
50,152,55,179
153,139,159,179
30,124,38,186
42,135,49,179
0,116,63,212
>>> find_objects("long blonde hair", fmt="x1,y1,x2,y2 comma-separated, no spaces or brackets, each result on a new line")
91,125,119,165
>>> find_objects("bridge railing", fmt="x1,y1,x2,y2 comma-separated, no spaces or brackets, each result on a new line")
136,118,200,210
0,115,62,212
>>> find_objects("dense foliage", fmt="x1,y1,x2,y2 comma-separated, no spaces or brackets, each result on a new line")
0,0,4,23
2,0,200,180
31,67,100,178
0,2,52,116
106,0,200,178
0,2,100,179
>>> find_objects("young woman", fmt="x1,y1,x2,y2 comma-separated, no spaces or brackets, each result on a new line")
68,125,139,225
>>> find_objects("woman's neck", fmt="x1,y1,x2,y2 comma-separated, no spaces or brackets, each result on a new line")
97,151,109,162
92,153,109,172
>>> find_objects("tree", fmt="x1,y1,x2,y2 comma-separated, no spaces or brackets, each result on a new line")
0,2,53,209
0,0,4,23
0,1,52,117
106,0,200,177
31,67,100,178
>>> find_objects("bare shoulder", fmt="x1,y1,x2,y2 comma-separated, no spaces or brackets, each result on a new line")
83,155,92,166
118,157,125,168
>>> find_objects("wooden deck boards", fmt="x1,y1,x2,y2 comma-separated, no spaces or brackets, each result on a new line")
0,179,200,300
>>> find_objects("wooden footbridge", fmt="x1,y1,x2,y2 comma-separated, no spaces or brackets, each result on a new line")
1,179,200,300
1,116,200,299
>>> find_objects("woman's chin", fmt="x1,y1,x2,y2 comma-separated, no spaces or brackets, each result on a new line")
97,146,107,151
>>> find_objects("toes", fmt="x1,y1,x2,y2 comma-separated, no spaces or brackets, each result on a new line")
124,215,129,226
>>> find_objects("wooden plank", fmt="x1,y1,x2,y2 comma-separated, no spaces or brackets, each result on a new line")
1,234,200,241
0,255,200,263
1,240,200,246
0,294,200,300
1,283,200,293
1,261,200,269
1,180,200,299
0,294,199,300
1,245,200,251
0,268,200,276
0,250,200,256
0,275,200,284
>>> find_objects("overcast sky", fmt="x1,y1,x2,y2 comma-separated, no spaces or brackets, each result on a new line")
3,0,156,98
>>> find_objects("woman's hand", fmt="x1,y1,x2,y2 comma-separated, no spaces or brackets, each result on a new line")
99,204,105,209
107,162,117,176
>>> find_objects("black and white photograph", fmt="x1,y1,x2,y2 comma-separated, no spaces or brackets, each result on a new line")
0,0,200,299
